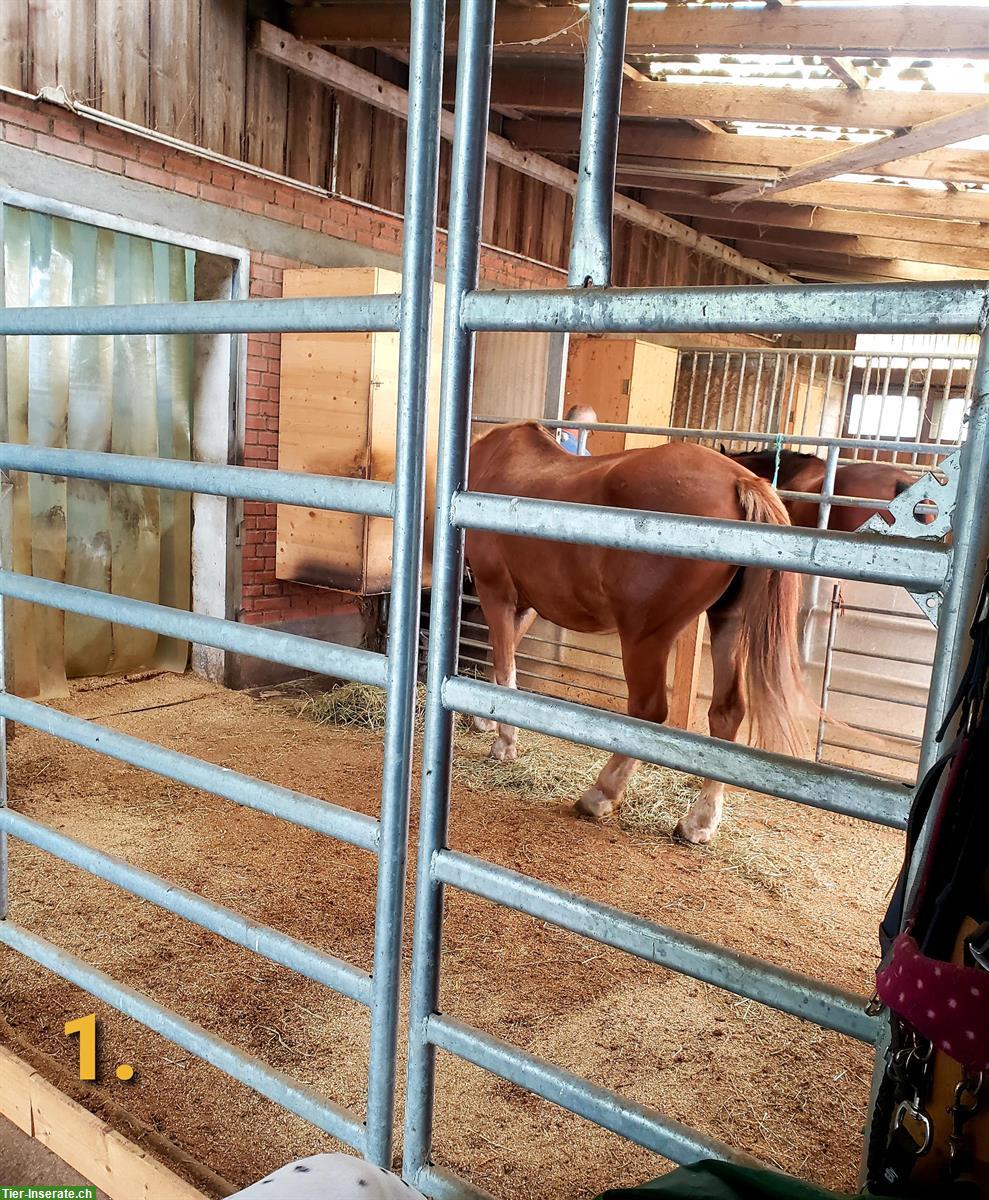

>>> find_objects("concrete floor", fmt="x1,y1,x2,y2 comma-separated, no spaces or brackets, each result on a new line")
0,1114,108,1197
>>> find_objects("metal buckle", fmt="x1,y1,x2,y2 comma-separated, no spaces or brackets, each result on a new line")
964,921,989,972
893,1098,934,1157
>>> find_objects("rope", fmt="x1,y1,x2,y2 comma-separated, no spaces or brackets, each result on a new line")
770,431,785,488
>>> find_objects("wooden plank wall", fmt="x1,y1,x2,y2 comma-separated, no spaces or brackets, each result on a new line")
2,0,764,287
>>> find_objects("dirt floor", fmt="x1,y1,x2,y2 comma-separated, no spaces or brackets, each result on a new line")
0,671,904,1198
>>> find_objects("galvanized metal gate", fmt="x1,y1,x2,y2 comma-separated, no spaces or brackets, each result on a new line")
0,0,988,1196
402,1,989,1197
0,0,448,1171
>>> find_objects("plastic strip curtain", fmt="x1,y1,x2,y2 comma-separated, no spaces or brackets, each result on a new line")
2,206,194,694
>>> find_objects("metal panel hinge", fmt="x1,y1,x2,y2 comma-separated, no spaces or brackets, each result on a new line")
862,450,959,627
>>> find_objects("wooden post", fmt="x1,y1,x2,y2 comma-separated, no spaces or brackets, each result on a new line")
668,613,705,730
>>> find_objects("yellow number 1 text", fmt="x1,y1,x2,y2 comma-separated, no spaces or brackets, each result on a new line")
65,1013,97,1081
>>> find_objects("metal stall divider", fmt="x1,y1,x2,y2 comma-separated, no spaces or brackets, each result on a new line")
404,0,989,1195
0,0,445,1171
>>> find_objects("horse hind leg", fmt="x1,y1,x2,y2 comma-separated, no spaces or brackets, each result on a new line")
472,598,529,762
576,633,671,820
674,607,745,845
471,605,535,736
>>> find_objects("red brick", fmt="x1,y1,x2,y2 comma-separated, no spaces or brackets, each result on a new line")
137,144,166,168
210,167,236,189
2,103,51,132
240,176,277,202
3,124,36,149
200,182,243,207
252,597,290,612
36,133,94,165
95,151,124,173
83,125,129,154
123,158,171,185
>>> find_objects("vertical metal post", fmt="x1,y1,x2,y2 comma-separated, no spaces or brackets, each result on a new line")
404,0,495,1182
800,441,841,663
815,585,841,763
366,0,445,1168
543,333,570,421
568,0,629,287
730,351,747,441
916,333,989,783
0,199,8,921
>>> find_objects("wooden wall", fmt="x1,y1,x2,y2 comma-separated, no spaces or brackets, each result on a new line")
0,0,763,287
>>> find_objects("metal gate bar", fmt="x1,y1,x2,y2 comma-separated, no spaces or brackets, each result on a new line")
404,0,989,1192
451,492,949,592
432,850,875,1041
0,0,446,1168
462,283,988,334
445,677,907,828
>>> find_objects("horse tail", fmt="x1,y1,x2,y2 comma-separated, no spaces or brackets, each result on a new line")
734,476,808,756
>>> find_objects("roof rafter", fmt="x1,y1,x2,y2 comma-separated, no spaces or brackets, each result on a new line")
252,21,795,286
730,239,988,282
468,65,983,132
822,57,868,91
632,188,989,253
289,4,989,58
690,218,989,272
507,117,989,187
638,177,989,222
716,99,989,203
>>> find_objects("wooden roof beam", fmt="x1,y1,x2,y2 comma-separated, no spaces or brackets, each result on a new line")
729,240,989,283
289,5,989,58
630,188,989,253
823,57,867,91
631,176,989,223
509,117,989,186
621,61,720,134
716,99,989,203
690,218,989,272
472,65,984,132
253,21,795,286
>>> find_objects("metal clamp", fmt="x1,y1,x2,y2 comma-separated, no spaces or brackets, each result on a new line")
862,449,960,627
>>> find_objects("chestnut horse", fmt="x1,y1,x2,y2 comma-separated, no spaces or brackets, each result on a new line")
727,449,921,532
466,423,806,844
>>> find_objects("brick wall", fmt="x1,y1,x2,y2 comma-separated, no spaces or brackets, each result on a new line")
0,91,563,647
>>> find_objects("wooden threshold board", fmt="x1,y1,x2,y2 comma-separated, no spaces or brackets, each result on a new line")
0,1045,206,1200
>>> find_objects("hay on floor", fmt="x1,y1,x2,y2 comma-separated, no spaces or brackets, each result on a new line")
298,682,791,893
298,680,424,731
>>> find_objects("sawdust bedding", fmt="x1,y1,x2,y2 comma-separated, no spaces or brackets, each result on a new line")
0,671,902,1199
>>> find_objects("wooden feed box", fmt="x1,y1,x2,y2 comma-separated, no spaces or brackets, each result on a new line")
275,267,444,594
563,336,679,455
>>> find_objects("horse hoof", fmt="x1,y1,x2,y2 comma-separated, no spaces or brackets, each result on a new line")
673,818,715,845
472,716,497,734
488,738,517,763
576,787,614,820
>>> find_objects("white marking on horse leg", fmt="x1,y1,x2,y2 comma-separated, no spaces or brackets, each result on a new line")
576,753,638,819
488,663,518,762
471,715,497,733
674,778,725,845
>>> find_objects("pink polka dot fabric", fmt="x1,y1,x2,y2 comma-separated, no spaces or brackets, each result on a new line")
877,932,989,1069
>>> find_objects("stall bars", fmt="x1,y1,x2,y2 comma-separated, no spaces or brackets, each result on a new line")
402,1,989,1197
816,587,933,782
0,0,447,1171
676,345,976,459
